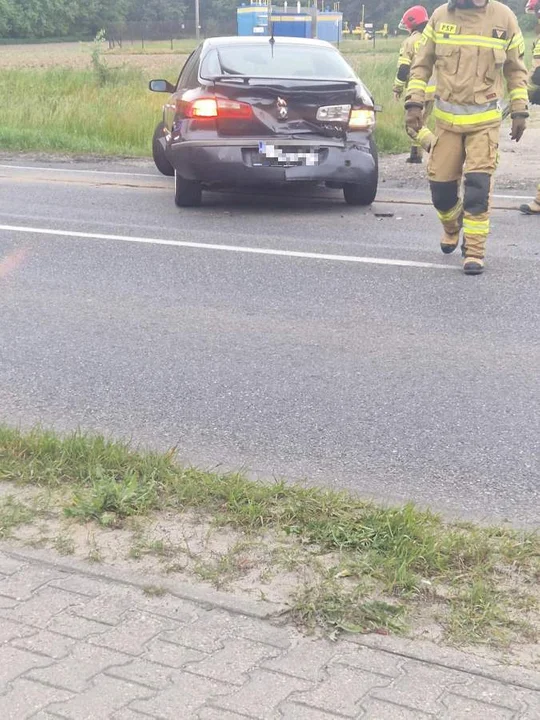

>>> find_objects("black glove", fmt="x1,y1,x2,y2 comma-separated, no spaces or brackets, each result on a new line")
510,114,527,143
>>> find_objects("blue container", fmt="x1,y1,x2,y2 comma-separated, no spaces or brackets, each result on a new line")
269,14,312,38
316,12,342,43
237,5,270,36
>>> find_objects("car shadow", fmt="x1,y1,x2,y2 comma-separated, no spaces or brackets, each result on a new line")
199,183,375,214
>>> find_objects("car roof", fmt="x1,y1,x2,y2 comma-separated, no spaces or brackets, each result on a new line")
202,36,337,50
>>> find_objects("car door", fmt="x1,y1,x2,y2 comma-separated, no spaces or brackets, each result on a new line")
164,48,202,130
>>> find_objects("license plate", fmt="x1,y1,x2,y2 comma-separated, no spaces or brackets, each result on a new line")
258,142,319,167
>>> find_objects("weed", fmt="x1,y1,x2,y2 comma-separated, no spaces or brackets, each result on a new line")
0,496,34,539
292,575,405,635
53,533,75,555
142,585,167,597
447,581,515,646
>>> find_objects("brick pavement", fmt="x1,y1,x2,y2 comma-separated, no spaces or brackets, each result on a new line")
0,548,539,720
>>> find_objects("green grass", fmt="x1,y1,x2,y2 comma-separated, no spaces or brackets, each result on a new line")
0,53,409,156
0,425,538,644
0,495,35,539
0,66,167,156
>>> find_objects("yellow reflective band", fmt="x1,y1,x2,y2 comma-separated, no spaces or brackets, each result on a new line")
435,34,507,50
394,79,406,87
433,107,502,126
424,24,436,42
426,85,437,94
399,57,412,66
463,219,490,235
437,202,462,223
417,128,432,142
510,88,529,101
408,79,427,90
508,33,524,51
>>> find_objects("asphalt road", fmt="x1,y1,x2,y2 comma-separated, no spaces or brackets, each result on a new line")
1,160,539,525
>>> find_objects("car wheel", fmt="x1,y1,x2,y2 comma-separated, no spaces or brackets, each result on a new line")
343,138,379,206
152,122,174,177
174,171,202,208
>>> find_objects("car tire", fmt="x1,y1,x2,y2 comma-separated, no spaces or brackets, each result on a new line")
343,138,379,206
152,122,174,177
174,170,202,208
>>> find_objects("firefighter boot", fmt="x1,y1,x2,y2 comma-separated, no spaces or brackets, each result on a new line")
406,145,423,164
463,257,485,275
519,184,540,215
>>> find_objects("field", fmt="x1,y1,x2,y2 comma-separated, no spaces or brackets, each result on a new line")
0,38,408,157
1,33,535,159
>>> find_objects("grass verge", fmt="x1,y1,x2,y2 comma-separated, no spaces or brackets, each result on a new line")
0,53,409,156
0,425,538,647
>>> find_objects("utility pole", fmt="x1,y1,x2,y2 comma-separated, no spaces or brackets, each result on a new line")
195,0,200,41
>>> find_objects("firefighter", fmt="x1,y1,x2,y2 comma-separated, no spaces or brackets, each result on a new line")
393,5,436,162
404,0,529,275
519,0,540,215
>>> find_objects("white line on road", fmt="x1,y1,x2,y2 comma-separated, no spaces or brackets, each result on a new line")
0,223,458,271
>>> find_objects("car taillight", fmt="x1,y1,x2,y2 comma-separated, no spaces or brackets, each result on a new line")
190,98,219,117
177,97,253,119
316,104,351,122
348,108,376,130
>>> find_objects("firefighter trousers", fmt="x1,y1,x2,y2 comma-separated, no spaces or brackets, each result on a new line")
427,122,500,259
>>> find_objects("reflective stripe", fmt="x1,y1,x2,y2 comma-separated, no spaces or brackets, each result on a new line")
463,219,490,236
424,24,436,42
408,79,427,91
437,201,463,223
417,127,433,143
394,79,406,88
399,57,412,66
436,98,500,116
509,88,529,102
426,85,437,94
434,107,502,125
435,33,507,50
508,32,524,52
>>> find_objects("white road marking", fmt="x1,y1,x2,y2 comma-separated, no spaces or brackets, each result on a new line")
0,223,458,271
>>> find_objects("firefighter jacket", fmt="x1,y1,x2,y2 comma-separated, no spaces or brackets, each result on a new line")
528,35,540,104
405,1,529,131
393,30,436,97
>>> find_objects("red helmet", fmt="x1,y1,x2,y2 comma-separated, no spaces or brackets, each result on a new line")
526,0,540,15
399,6,429,32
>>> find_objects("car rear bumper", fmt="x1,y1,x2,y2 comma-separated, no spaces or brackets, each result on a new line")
166,137,376,187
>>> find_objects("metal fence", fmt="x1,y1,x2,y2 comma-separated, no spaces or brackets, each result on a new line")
105,21,193,50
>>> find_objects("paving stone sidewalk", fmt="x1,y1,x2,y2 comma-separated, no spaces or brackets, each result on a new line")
0,548,539,720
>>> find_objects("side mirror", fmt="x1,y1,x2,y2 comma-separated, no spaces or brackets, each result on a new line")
149,79,175,93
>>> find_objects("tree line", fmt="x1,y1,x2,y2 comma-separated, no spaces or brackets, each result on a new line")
0,0,533,40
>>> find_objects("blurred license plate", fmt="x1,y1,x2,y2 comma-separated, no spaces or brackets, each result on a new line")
257,142,319,166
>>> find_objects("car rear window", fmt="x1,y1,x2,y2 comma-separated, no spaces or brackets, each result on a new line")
201,44,356,81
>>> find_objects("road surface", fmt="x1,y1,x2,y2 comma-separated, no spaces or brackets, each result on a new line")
1,161,539,525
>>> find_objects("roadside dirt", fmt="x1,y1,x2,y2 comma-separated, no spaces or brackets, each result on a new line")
1,483,538,671
381,112,540,193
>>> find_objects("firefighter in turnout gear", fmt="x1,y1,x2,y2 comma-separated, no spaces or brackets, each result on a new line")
393,5,436,162
519,0,540,215
405,0,529,275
